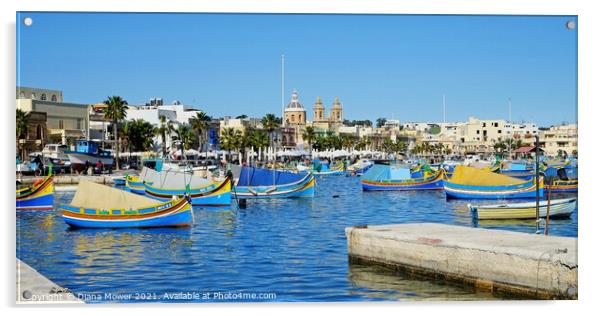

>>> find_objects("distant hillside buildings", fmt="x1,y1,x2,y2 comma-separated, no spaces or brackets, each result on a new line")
16,86,577,158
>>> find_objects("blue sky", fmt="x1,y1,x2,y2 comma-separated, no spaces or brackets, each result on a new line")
16,12,577,126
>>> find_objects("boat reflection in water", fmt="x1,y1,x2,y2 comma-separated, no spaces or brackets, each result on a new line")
347,263,499,301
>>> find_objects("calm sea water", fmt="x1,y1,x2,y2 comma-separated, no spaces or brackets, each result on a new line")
16,175,577,303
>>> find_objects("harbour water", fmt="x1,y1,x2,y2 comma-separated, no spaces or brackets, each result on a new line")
16,175,577,303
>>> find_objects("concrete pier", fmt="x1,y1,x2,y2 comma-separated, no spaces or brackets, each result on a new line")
345,223,577,299
16,259,84,304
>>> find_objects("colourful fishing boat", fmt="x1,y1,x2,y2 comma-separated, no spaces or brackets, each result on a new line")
125,175,146,195
16,175,54,210
361,164,444,191
546,179,578,193
468,197,576,220
443,166,543,199
141,167,231,206
347,159,374,176
60,181,193,228
312,161,345,175
65,140,114,172
231,165,315,198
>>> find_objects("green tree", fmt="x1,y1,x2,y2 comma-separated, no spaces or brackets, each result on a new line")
175,124,195,157
123,119,156,152
103,96,129,170
261,113,280,149
301,126,316,150
376,117,387,128
189,111,211,151
16,109,30,159
235,114,248,119
220,127,243,162
156,115,174,157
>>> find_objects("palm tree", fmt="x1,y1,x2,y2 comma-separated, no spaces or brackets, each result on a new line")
301,126,316,150
16,109,30,159
175,124,195,158
261,113,280,149
156,115,174,157
189,111,211,151
220,127,242,162
103,96,128,170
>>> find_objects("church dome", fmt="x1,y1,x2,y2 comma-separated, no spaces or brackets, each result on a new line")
285,90,305,112
332,96,343,109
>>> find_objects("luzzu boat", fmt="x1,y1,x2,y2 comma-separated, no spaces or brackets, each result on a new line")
125,174,146,195
312,161,345,175
347,159,374,175
443,166,543,199
231,165,315,198
16,175,54,210
469,197,576,220
60,181,193,228
140,167,231,206
361,164,444,191
546,179,578,193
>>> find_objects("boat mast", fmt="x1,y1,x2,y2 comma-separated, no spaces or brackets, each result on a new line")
443,94,446,124
508,97,512,160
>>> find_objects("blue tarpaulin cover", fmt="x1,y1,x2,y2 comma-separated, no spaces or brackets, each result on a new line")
237,166,306,186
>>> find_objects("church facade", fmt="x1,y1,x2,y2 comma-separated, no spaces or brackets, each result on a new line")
282,90,345,148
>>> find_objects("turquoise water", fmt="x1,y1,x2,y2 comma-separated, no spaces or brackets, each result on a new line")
16,175,577,303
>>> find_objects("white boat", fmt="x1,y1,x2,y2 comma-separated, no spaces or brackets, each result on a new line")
468,198,577,220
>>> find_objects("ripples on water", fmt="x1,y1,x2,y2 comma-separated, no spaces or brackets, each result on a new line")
16,175,577,303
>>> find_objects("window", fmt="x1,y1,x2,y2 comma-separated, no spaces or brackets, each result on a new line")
41,93,47,101
476,130,480,134
36,125,43,139
77,119,82,130
494,122,499,127
498,130,502,134
59,120,64,129
51,95,57,102
482,123,486,127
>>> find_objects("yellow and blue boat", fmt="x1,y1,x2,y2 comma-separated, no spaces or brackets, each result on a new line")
361,164,444,191
16,175,54,210
140,167,231,206
443,166,543,199
469,197,576,220
60,181,193,228
125,175,146,194
311,160,345,175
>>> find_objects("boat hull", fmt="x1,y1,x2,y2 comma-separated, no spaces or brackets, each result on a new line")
125,176,146,195
234,174,315,199
16,176,54,210
444,179,544,199
60,197,193,228
144,178,232,206
469,198,577,220
361,171,444,191
66,152,114,172
546,180,578,193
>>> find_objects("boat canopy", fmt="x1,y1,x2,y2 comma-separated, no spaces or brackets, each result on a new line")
70,181,158,210
233,165,307,186
448,166,526,186
140,167,212,189
362,164,412,182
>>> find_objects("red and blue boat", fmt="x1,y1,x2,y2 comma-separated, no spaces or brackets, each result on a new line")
60,181,193,228
16,175,54,210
